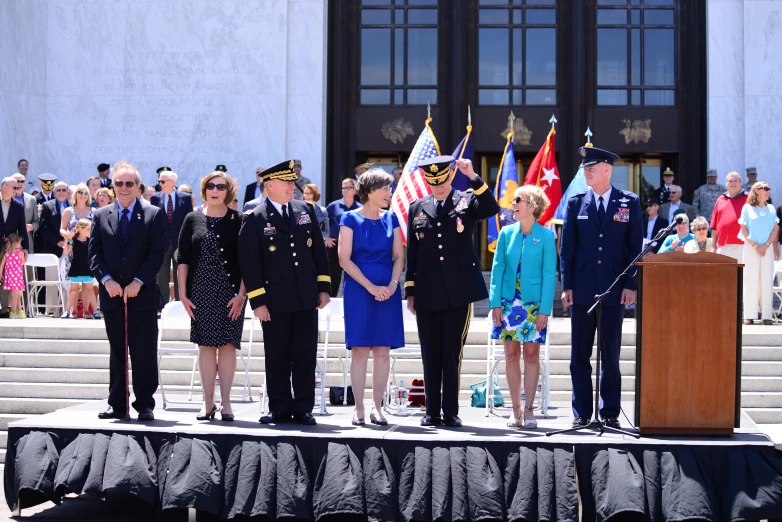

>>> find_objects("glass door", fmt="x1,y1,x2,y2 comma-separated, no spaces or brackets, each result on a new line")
613,157,662,202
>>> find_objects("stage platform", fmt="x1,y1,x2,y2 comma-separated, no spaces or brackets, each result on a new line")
6,399,782,521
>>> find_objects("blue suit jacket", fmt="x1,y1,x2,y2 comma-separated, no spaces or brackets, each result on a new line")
560,187,643,307
489,221,557,315
150,190,193,250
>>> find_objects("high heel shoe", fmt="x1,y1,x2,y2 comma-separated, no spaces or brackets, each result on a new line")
369,408,388,426
507,405,521,427
351,409,365,426
523,406,538,429
197,405,217,421
220,410,234,422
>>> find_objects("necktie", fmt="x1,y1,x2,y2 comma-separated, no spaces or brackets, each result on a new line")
436,201,443,216
167,195,174,223
282,203,289,223
598,196,605,221
120,208,130,239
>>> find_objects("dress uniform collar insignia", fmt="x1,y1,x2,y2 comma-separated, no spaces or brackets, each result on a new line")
619,197,630,203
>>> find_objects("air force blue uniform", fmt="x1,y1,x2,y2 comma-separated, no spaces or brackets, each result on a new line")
560,154,643,421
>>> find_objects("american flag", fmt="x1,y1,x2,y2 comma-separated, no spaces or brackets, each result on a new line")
391,117,441,242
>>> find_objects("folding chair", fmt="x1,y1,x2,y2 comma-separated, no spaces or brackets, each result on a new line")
24,254,66,317
315,305,331,414
485,313,550,418
384,300,425,413
157,301,200,408
773,260,782,322
324,298,352,405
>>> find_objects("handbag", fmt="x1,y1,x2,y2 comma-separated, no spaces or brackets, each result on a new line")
329,385,355,405
470,379,505,408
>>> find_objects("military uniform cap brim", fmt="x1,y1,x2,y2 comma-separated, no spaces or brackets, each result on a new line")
260,159,299,182
38,173,57,181
418,155,456,186
578,146,620,167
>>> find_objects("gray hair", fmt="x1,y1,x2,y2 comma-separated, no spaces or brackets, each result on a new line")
690,216,709,233
670,184,682,193
111,159,142,185
1,176,16,187
355,168,393,204
54,181,68,189
726,171,742,183
159,171,178,181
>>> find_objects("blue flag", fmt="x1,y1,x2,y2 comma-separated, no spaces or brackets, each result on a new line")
488,133,520,252
450,127,473,191
553,166,587,223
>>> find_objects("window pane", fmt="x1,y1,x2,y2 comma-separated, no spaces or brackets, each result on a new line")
643,0,673,5
480,8,509,24
644,28,674,86
361,89,391,104
644,90,674,105
644,9,674,25
512,28,522,85
597,0,627,4
631,28,640,85
526,0,555,4
394,89,404,104
526,9,556,24
526,89,556,105
597,89,628,105
407,28,438,85
479,0,509,4
479,28,510,86
512,9,522,24
630,9,640,24
362,9,391,24
407,0,437,4
361,28,391,85
363,0,391,4
597,9,627,25
394,28,404,84
513,89,522,105
597,28,627,86
407,89,437,104
408,9,437,24
479,89,509,105
526,28,556,85
631,89,641,105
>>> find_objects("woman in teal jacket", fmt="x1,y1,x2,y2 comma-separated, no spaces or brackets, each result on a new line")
489,185,556,428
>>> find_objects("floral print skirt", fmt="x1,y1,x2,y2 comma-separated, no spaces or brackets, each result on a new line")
491,270,547,343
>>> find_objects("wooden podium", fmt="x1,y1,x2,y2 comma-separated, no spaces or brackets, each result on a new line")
635,251,742,435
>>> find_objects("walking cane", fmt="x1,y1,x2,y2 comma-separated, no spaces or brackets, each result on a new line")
123,294,131,421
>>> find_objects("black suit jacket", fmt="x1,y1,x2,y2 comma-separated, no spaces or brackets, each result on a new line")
405,177,499,311
35,192,55,205
39,199,69,257
150,190,193,250
239,199,331,313
643,216,669,253
99,178,113,189
1,199,30,251
244,181,260,206
88,200,169,312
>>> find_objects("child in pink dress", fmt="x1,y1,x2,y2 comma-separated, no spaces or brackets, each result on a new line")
1,234,26,318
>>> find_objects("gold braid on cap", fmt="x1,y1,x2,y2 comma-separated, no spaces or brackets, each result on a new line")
424,167,451,185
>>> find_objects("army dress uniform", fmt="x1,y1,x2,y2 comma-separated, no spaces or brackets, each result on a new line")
693,170,726,223
653,167,676,205
238,159,331,424
560,147,643,425
405,155,499,425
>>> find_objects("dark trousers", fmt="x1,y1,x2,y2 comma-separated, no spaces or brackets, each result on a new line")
104,308,159,412
157,247,178,304
327,245,342,297
261,308,317,415
569,303,623,420
416,304,471,418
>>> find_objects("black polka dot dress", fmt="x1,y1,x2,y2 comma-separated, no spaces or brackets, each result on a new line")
190,215,245,349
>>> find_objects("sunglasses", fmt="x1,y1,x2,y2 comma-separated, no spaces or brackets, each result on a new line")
114,181,136,188
342,186,355,190
54,188,68,193
158,179,169,184
205,182,228,191
695,226,708,231
645,203,657,207
758,186,770,191
513,196,531,204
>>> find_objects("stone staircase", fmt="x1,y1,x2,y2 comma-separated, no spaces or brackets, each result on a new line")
0,318,780,461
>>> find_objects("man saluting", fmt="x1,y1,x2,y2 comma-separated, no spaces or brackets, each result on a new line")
560,146,643,429
405,156,499,427
239,159,331,426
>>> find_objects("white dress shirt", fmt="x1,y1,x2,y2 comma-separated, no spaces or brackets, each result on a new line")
667,201,680,223
590,186,612,212
646,216,657,240
267,198,290,216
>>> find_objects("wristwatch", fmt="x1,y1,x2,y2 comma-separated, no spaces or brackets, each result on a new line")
391,279,399,285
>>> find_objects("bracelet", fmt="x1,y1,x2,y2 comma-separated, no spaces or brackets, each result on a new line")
391,279,399,285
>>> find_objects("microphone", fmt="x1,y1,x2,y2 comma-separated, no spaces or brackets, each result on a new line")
674,216,684,225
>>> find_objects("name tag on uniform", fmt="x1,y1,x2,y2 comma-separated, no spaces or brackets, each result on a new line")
264,225,276,235
577,215,588,220
298,213,311,225
613,208,630,222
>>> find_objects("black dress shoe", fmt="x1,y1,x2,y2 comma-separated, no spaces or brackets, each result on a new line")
604,417,621,429
98,406,126,419
137,409,155,421
572,416,589,428
443,415,462,428
197,405,217,421
259,411,291,424
294,412,317,425
420,414,442,426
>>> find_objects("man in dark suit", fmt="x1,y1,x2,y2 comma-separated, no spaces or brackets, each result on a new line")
239,159,331,426
405,156,499,427
97,163,112,189
243,166,265,206
642,196,669,254
560,146,643,429
150,169,193,302
89,161,168,421
1,177,29,314
653,167,675,205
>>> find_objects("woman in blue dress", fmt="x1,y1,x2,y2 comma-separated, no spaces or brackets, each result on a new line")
489,185,556,428
339,169,405,426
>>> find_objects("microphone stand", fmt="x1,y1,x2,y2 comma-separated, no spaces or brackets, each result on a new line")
546,218,678,438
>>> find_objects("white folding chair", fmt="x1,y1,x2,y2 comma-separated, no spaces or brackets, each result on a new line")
157,301,200,408
24,254,66,317
315,306,331,414
237,305,257,403
773,260,782,322
485,312,550,418
325,298,352,405
384,300,425,413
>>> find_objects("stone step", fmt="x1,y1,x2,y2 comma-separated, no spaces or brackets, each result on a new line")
0,430,6,450
0,398,86,415
745,408,782,424
0,414,29,430
740,392,782,408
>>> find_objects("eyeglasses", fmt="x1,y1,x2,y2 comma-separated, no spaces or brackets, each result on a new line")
114,181,136,188
205,182,228,191
758,186,770,191
76,190,88,195
54,188,68,193
645,203,657,207
342,186,355,190
513,196,531,204
158,179,169,184
694,226,708,231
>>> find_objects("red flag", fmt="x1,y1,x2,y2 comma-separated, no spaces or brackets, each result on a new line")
524,129,562,225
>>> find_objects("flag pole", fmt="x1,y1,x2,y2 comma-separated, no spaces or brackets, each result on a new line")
494,111,515,243
585,126,594,147
549,113,557,131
